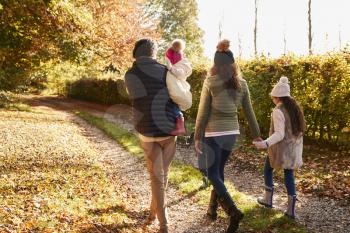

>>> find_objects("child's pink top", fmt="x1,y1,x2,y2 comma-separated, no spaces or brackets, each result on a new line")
165,48,183,65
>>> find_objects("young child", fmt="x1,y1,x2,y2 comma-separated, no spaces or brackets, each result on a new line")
253,76,305,219
165,39,192,135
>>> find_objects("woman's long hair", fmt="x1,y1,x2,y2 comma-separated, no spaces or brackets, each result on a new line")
210,63,241,97
280,97,306,136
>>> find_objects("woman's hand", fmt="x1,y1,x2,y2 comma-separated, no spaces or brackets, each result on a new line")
195,140,203,156
253,140,268,149
253,137,263,142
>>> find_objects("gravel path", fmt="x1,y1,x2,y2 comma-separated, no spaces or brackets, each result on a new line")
72,111,230,233
19,96,231,233
24,96,350,233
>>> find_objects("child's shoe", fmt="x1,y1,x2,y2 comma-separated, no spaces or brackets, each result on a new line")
284,195,297,219
170,116,186,136
257,186,274,208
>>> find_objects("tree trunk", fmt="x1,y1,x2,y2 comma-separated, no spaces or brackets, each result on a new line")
218,21,223,40
327,123,332,142
283,31,287,55
338,25,342,49
308,0,313,55
254,0,258,56
311,110,319,138
238,33,242,58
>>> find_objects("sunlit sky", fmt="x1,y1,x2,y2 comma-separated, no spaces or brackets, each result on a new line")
197,0,350,59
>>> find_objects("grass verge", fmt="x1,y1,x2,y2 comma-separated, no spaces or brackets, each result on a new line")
0,91,31,111
76,111,308,233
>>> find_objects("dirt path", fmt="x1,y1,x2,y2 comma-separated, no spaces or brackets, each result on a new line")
24,95,350,233
18,96,231,233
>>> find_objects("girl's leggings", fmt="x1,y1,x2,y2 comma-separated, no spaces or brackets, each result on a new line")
264,156,296,196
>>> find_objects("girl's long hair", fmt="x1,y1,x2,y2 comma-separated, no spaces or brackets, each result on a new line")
280,97,306,136
210,63,241,97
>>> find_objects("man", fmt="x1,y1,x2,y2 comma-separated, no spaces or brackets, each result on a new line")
124,39,177,233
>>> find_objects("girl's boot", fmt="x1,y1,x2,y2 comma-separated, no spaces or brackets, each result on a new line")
257,186,274,208
285,195,297,219
207,189,218,220
218,192,244,233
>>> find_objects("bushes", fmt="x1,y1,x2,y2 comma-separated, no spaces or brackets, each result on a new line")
41,61,100,96
240,51,350,147
67,78,130,105
64,63,208,112
0,91,12,108
181,51,350,147
43,51,349,147
38,60,130,105
185,66,208,119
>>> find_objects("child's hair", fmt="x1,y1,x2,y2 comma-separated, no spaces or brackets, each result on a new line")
280,97,306,136
171,39,186,53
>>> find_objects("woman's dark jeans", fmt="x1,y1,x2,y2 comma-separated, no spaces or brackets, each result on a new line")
264,156,296,196
200,135,237,196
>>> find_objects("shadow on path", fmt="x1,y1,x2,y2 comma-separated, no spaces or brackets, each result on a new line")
79,204,152,233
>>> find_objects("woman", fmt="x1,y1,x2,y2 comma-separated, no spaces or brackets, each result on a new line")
194,39,261,233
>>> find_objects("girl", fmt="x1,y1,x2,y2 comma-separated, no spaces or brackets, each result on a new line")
165,39,192,135
253,76,305,219
195,39,261,233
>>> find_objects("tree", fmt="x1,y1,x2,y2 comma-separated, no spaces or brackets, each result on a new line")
254,0,258,56
218,21,223,41
238,33,243,58
146,0,205,62
308,0,313,55
283,22,287,55
218,11,224,41
338,24,342,50
86,0,159,70
0,0,90,90
0,0,159,91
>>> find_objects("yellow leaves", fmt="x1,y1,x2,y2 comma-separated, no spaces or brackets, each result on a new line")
57,213,71,223
24,219,39,230
88,0,160,70
0,109,135,232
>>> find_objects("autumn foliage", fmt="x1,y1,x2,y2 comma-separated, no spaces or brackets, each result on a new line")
0,0,160,91
87,0,160,70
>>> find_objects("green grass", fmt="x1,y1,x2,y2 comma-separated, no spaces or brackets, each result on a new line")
76,111,309,233
5,102,32,111
76,111,143,157
0,91,31,112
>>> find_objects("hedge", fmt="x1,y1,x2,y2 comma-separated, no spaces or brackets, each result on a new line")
66,78,130,105
62,51,350,147
240,51,350,147
182,53,350,147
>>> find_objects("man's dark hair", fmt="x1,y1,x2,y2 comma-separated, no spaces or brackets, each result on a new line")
133,39,156,58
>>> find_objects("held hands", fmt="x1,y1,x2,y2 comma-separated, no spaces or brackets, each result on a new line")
253,137,263,142
196,137,268,153
253,139,269,149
